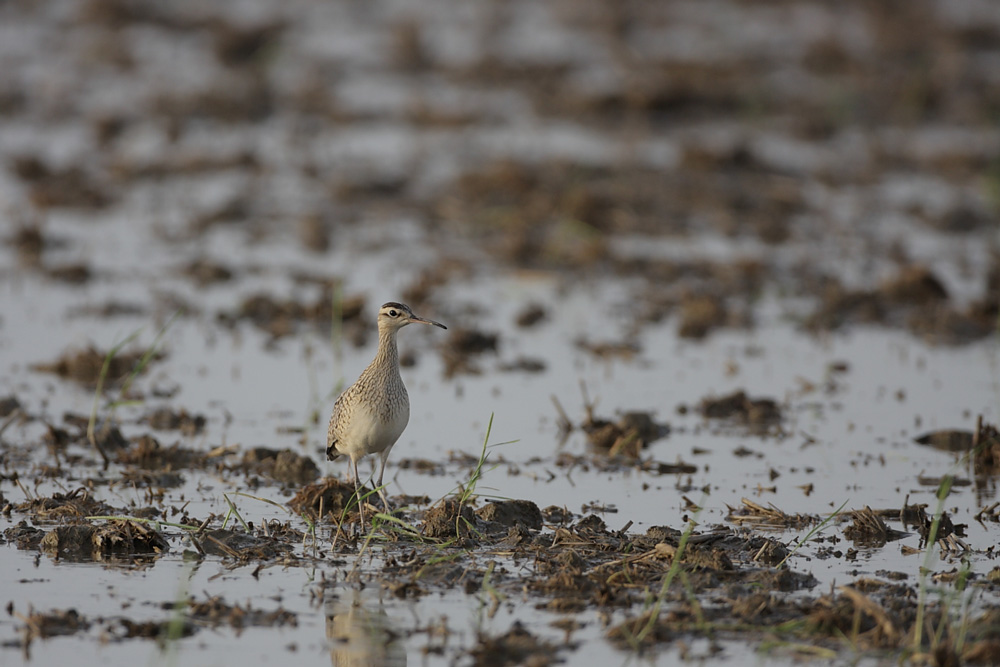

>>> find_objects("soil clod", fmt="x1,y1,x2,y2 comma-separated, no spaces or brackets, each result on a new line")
40,520,167,560
844,507,908,546
31,345,163,387
144,407,206,436
288,477,357,518
700,390,782,430
422,499,477,539
476,500,543,531
240,447,319,485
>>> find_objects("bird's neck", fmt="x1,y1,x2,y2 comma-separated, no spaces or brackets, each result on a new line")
370,328,400,375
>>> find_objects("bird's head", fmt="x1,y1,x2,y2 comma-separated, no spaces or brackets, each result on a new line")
377,302,447,332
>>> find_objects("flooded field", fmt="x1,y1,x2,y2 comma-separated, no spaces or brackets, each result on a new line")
1,0,999,665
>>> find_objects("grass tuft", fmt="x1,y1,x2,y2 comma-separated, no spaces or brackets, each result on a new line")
86,312,180,469
775,498,849,569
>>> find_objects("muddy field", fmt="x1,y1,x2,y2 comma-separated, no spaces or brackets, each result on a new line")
1,0,999,665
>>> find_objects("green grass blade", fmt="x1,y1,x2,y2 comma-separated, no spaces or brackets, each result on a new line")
775,498,849,569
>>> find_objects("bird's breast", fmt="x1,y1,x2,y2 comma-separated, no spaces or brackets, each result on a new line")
335,391,409,456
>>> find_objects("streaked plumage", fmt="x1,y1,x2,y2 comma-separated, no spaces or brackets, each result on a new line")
326,302,446,523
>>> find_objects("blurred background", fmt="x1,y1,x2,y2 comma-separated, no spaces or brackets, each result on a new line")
2,0,997,316
2,0,999,541
1,1,999,663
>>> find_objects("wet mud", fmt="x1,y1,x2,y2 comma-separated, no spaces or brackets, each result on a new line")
1,0,999,665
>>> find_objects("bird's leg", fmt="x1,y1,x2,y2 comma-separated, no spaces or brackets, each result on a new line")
352,457,365,525
375,451,391,514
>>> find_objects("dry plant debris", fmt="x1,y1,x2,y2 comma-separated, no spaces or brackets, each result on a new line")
725,498,818,529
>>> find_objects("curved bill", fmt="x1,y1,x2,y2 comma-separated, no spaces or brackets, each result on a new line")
410,314,447,329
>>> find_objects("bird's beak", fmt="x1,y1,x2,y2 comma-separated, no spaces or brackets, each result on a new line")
409,314,447,329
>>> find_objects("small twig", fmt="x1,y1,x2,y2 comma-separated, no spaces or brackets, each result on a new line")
0,408,24,442
550,395,572,433
204,534,241,559
13,473,34,502
579,380,596,425
187,533,206,556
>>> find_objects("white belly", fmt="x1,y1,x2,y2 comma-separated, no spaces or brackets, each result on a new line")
337,401,409,460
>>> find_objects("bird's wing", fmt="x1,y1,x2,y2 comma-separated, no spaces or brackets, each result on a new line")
326,391,349,459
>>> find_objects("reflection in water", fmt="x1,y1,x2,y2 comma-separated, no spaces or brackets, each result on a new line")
325,590,406,667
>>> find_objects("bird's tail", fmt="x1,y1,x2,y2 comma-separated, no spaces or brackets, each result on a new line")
326,439,340,461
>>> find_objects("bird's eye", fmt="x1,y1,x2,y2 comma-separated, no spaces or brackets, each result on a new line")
388,310,398,317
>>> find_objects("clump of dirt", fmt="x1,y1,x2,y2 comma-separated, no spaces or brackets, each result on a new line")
211,21,285,68
10,154,114,209
67,301,147,319
196,529,293,561
881,266,949,305
677,294,727,340
497,357,547,373
5,225,47,265
581,410,669,458
748,536,790,566
16,608,90,644
91,519,169,554
0,394,21,417
3,521,46,550
806,586,909,650
116,433,206,469
699,390,782,431
972,421,1000,476
164,595,296,632
806,265,996,344
843,507,908,546
476,499,543,531
468,621,564,667
963,639,1000,665
110,617,196,641
725,498,818,529
442,327,499,377
421,499,477,539
677,293,752,339
240,447,319,485
181,258,233,286
42,421,72,456
395,457,445,475
288,477,357,518
15,488,116,522
144,407,206,435
605,608,678,648
31,346,163,387
915,419,1000,476
45,263,92,285
574,338,640,361
91,420,130,453
531,515,710,611
514,303,547,328
40,519,167,560
917,510,966,546
914,429,977,452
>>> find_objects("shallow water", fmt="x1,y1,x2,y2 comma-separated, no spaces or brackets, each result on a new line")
2,0,1000,664
2,226,998,664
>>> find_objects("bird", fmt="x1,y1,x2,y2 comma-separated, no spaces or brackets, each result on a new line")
326,301,446,523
